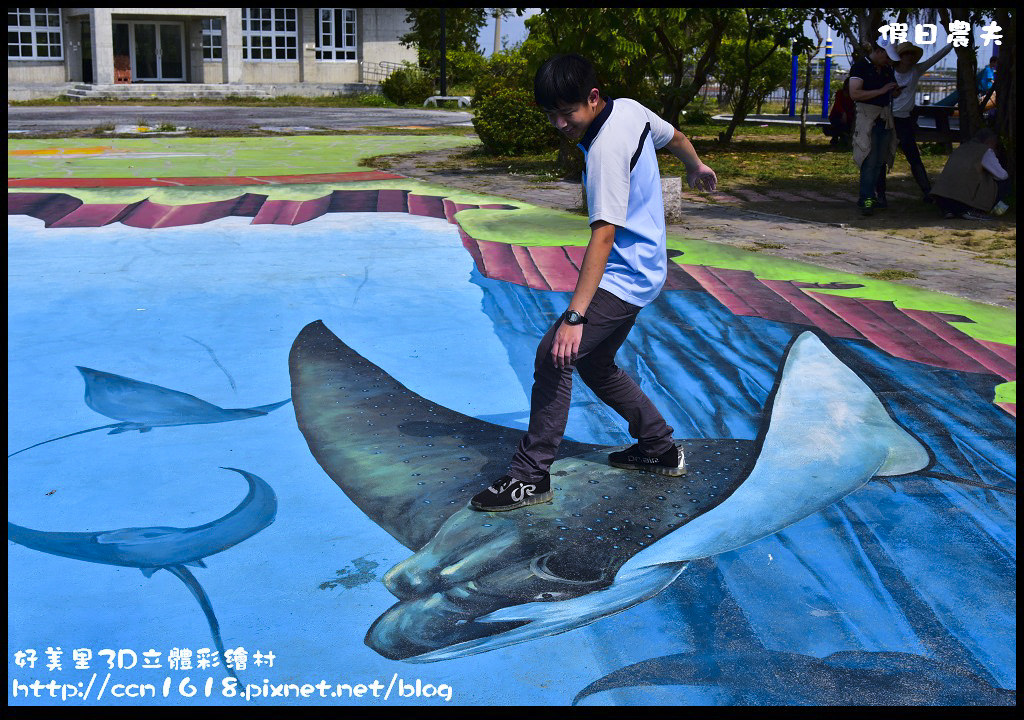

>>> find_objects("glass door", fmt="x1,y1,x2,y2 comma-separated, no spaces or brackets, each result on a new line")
128,22,185,81
133,23,158,80
158,24,184,80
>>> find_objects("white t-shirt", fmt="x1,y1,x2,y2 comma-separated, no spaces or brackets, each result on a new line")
982,148,1008,180
578,97,676,307
892,45,953,118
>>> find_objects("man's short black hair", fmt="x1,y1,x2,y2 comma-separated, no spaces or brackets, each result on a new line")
534,54,599,111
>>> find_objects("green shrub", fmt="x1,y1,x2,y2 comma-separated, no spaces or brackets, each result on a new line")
472,49,531,106
444,49,486,87
381,63,435,106
356,92,396,108
472,86,556,156
682,107,714,124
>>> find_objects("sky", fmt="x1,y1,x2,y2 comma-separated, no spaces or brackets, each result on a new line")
476,9,1001,71
477,8,541,56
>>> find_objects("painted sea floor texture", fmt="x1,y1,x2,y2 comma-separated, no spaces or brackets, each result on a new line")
8,183,1015,706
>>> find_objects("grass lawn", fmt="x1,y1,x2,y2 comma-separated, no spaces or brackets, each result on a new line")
7,134,479,179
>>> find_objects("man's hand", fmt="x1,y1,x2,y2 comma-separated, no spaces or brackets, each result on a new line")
686,162,718,192
551,320,584,369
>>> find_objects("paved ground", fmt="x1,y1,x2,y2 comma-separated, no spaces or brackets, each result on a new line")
7,105,474,134
386,147,1016,310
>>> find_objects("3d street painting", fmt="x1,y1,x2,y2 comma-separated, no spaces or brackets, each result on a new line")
8,138,1015,706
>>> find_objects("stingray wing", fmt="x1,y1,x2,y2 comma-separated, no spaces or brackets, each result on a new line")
289,320,597,551
77,366,230,425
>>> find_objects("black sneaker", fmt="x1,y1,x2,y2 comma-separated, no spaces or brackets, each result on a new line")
609,444,686,477
860,198,876,216
471,474,553,512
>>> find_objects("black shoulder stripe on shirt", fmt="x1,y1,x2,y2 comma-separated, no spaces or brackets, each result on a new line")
630,122,652,172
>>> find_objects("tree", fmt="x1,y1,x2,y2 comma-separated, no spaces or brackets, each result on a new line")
936,8,990,145
520,8,661,109
823,7,887,63
520,8,737,126
799,19,828,146
648,9,738,125
717,8,812,144
990,8,1015,182
400,8,489,79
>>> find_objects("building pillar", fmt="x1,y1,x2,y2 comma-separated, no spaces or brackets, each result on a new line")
90,8,114,85
300,8,317,83
223,8,243,84
187,18,203,84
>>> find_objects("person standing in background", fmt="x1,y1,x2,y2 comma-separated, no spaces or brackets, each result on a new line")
892,41,953,201
848,37,900,216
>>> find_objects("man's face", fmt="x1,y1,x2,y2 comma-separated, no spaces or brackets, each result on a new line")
544,88,602,142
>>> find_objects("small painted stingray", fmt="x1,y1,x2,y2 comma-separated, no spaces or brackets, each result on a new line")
8,367,291,457
572,557,1014,705
7,467,277,681
571,649,1016,705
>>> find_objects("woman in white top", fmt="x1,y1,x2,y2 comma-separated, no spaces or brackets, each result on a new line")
892,41,953,200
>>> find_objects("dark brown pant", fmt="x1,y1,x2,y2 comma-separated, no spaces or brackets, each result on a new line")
507,288,675,482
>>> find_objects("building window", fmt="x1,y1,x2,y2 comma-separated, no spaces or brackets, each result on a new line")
316,8,356,61
242,7,297,61
201,18,222,60
8,7,63,60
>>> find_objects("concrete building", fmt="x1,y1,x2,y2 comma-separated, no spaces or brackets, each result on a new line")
8,7,418,100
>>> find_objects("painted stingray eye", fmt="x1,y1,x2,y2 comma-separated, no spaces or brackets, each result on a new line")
533,591,565,601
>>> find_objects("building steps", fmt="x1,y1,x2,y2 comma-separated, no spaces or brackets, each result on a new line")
61,82,381,101
64,83,275,101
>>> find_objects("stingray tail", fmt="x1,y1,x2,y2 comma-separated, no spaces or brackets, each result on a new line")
165,564,240,682
8,423,122,458
247,397,292,413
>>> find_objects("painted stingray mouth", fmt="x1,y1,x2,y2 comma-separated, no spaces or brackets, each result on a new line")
364,602,530,661
366,553,611,661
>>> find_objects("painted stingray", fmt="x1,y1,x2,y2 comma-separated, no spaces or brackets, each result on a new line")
290,320,932,662
572,556,1015,705
7,467,277,679
8,366,291,457
574,648,1014,705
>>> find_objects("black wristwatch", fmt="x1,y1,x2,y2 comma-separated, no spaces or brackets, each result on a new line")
563,310,588,325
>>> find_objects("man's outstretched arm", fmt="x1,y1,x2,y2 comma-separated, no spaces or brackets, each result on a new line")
665,129,718,191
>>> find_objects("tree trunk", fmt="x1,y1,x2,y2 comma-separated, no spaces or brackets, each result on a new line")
800,53,813,146
556,134,585,182
938,8,983,143
721,76,754,143
655,14,729,125
992,8,1016,182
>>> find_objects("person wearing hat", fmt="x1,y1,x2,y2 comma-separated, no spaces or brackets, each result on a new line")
847,37,900,215
892,40,953,200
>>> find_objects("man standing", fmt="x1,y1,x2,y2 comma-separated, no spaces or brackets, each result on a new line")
848,37,900,215
471,54,718,512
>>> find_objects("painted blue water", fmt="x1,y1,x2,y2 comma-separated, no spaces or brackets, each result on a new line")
7,210,1015,705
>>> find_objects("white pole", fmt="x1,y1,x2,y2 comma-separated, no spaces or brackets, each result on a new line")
493,12,501,54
